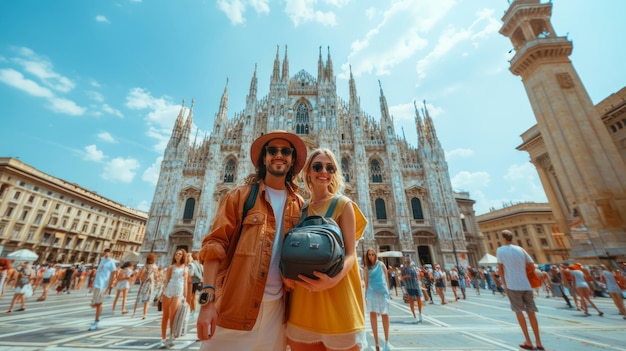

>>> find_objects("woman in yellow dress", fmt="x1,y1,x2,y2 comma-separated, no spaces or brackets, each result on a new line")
285,148,367,351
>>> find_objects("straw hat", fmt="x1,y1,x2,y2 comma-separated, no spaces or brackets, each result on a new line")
250,130,307,174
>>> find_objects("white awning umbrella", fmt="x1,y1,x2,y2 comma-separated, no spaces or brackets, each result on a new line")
7,249,39,262
478,253,498,265
378,251,404,258
122,251,141,263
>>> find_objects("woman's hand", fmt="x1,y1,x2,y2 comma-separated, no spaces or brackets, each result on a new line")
282,277,296,292
295,271,338,292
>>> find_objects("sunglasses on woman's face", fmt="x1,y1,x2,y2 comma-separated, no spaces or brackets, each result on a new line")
311,163,336,174
265,146,294,157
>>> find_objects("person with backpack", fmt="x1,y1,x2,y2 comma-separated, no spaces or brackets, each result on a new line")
196,131,307,351
187,252,203,317
285,148,368,351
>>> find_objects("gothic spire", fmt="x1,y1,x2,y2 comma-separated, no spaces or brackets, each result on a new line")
379,80,391,123
271,45,280,83
182,98,194,142
213,79,229,136
282,45,289,82
247,64,258,102
317,46,324,83
414,100,425,148
326,46,334,82
167,99,186,148
348,65,360,114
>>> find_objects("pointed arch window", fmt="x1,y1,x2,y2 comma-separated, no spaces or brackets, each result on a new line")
223,159,236,183
375,198,387,220
370,160,383,183
295,102,310,135
411,198,424,220
341,157,350,182
183,198,195,220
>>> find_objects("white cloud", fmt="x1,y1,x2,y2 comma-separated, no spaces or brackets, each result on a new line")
0,68,54,97
84,144,105,162
96,15,110,23
13,59,75,93
102,157,140,183
416,8,500,79
142,156,163,185
365,6,376,20
249,0,270,14
284,0,338,27
102,103,124,117
86,90,104,102
125,87,186,152
217,0,246,25
97,132,117,143
452,170,490,190
0,48,86,116
446,148,474,159
47,97,86,115
343,0,455,79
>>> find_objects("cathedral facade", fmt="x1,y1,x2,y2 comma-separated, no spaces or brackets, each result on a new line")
142,47,485,269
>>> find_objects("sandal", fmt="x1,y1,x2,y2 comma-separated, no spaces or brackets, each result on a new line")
519,343,535,350
535,346,545,351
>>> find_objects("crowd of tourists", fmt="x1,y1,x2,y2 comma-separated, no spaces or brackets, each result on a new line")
2,130,625,351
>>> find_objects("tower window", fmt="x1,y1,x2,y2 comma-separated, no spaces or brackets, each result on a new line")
370,160,383,183
183,198,195,220
375,198,387,220
411,198,424,220
223,159,236,183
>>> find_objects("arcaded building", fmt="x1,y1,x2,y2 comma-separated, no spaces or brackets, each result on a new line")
0,157,147,265
143,47,486,269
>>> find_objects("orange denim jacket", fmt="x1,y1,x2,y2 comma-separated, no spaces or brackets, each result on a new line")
198,181,303,331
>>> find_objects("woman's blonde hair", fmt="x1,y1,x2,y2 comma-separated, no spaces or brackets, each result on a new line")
303,148,345,195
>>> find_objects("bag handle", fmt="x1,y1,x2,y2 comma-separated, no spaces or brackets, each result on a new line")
300,195,340,221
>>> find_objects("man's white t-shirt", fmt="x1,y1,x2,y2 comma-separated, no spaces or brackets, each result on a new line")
496,244,532,291
264,185,287,301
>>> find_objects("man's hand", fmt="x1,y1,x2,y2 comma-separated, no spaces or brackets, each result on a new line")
196,303,218,341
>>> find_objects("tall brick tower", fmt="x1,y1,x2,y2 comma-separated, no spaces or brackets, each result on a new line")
500,0,626,261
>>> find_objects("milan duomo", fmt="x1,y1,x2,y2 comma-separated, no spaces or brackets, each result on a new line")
142,46,486,269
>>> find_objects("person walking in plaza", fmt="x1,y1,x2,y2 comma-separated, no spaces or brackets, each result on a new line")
570,263,603,317
112,261,134,315
132,253,157,319
89,248,117,331
548,265,572,308
160,248,189,348
286,147,368,351
496,230,544,351
560,263,580,310
434,264,447,305
598,264,626,319
363,249,391,351
457,265,467,299
60,264,74,294
402,256,424,323
421,265,434,304
449,266,461,301
6,261,34,313
0,258,9,298
36,263,56,301
187,252,203,318
196,131,307,351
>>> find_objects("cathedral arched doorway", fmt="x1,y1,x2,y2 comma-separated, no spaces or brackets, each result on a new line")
412,230,437,267
168,231,193,262
375,230,400,267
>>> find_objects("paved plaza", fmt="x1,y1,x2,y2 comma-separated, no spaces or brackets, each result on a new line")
0,287,625,351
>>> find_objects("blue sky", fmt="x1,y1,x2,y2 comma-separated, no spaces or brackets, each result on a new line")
0,0,624,215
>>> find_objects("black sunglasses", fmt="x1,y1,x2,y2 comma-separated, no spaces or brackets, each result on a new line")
311,162,336,174
265,146,294,157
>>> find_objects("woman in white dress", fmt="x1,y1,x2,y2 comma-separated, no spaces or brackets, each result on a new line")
112,261,134,315
599,264,626,319
160,248,188,348
570,264,603,317
7,261,34,313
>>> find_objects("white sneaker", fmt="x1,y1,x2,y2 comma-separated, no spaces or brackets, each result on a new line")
88,321,99,331
167,337,174,347
383,340,390,351
419,313,423,322
414,316,419,323
159,340,166,348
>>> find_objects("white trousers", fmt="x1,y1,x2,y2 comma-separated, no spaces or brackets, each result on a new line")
200,298,285,351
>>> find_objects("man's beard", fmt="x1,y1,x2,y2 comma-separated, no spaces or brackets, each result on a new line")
266,165,289,177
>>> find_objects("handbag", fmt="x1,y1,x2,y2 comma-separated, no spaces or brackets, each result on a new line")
526,262,542,289
172,301,190,337
280,196,344,281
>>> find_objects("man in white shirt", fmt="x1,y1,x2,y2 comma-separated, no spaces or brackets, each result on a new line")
497,230,544,351
89,248,117,331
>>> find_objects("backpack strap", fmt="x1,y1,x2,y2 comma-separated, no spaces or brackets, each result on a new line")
324,196,340,218
243,182,259,221
299,195,340,221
